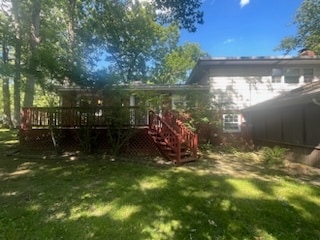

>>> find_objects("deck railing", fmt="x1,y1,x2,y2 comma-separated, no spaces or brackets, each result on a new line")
149,110,181,163
162,111,198,157
149,110,198,164
21,107,149,130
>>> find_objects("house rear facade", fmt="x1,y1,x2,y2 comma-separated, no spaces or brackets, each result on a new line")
188,56,320,135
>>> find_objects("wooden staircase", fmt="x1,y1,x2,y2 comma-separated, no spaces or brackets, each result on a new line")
148,111,198,165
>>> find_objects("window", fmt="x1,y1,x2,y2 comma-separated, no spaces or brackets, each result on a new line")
172,95,186,110
303,68,314,83
223,114,241,133
284,68,300,83
272,68,282,83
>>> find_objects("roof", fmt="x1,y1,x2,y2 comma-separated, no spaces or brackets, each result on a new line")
242,80,320,112
188,56,320,84
58,83,209,93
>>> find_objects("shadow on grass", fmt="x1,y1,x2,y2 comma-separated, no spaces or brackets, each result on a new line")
1,155,320,239
0,128,19,154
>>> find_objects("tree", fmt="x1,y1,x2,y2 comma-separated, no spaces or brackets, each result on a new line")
86,1,174,83
152,42,205,84
11,0,22,124
23,0,41,107
86,1,205,84
0,0,14,127
1,0,205,112
152,0,203,32
277,0,320,54
36,0,89,86
87,1,155,82
1,18,14,128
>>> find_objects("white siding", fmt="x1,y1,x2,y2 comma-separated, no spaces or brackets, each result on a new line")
208,65,320,110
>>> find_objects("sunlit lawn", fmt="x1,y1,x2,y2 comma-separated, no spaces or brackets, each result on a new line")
0,129,320,239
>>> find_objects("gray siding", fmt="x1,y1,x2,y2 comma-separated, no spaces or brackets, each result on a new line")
248,103,320,147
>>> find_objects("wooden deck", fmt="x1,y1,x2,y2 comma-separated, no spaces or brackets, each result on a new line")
20,106,149,130
20,107,198,164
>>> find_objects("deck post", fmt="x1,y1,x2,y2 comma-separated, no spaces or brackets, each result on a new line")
130,95,135,126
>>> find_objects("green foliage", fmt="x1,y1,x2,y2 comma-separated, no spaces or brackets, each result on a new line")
174,90,218,133
88,1,184,83
275,36,300,54
152,42,204,84
78,126,97,154
33,85,59,107
105,112,137,157
101,87,141,156
1,0,205,122
277,0,320,54
261,146,288,165
153,0,204,32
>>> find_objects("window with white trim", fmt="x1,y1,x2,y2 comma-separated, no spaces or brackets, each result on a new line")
272,68,282,83
223,114,241,133
172,94,186,110
284,68,300,83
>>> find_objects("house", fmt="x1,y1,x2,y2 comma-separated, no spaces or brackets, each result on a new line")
19,54,320,164
242,80,320,167
187,56,320,145
19,83,208,164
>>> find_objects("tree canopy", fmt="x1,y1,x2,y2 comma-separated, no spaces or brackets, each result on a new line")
0,0,205,124
277,0,320,54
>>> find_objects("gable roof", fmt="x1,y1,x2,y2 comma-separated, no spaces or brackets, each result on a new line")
188,56,320,84
242,80,320,112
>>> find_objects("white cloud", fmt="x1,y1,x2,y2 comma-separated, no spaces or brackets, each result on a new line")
223,38,235,44
240,0,250,7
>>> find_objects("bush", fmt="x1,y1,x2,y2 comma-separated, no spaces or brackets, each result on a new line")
261,146,288,165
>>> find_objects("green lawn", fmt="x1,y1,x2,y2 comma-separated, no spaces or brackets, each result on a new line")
0,129,19,153
0,129,320,239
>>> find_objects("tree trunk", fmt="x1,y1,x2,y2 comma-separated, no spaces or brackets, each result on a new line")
23,76,35,107
64,0,76,85
23,0,41,107
2,27,14,128
2,78,13,128
12,0,22,125
13,40,21,124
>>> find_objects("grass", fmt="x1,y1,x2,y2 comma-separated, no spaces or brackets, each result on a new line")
0,128,19,153
0,129,320,239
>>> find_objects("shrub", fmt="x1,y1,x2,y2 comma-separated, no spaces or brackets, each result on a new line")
261,146,288,165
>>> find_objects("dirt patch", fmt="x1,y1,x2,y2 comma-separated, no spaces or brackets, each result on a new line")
6,148,320,186
185,151,320,187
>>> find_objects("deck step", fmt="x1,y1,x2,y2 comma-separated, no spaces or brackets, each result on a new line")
147,112,198,165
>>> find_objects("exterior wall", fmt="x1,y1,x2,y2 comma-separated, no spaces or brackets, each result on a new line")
208,64,320,110
246,103,320,167
247,103,320,147
194,60,320,147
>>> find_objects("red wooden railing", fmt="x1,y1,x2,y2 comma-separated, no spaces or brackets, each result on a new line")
163,111,198,158
148,110,198,164
20,107,148,130
175,119,198,158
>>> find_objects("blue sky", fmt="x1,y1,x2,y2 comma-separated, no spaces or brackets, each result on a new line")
180,0,303,57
